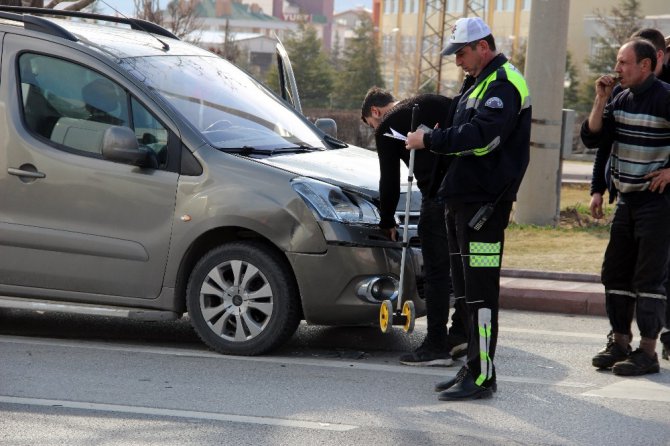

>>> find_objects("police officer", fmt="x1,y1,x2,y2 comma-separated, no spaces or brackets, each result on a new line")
406,17,531,400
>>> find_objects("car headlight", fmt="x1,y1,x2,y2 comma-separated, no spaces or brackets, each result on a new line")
292,177,380,224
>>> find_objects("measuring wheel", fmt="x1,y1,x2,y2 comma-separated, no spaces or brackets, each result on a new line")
379,299,394,334
401,300,415,333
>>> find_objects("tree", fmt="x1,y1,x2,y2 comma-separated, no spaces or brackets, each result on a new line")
586,0,643,76
133,0,203,41
563,51,582,111
576,0,643,112
208,19,240,63
266,22,334,109
331,14,383,110
330,30,342,70
510,39,527,73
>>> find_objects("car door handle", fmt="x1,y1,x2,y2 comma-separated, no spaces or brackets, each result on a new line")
8,166,46,179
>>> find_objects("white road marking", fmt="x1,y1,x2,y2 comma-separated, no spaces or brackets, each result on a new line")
0,396,358,431
501,327,605,339
0,334,593,389
582,380,670,402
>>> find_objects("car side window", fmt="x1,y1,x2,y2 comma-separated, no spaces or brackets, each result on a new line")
131,97,169,167
19,53,130,156
18,53,168,169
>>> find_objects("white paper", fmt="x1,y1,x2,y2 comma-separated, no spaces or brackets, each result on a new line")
383,127,407,141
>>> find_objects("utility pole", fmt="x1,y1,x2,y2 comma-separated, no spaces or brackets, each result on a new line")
514,1,570,225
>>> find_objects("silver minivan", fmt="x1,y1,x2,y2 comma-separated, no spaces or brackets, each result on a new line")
0,7,425,355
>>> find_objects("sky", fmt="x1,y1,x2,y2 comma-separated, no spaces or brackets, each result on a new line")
97,0,372,16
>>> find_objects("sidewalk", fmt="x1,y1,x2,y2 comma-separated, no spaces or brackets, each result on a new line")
500,269,605,316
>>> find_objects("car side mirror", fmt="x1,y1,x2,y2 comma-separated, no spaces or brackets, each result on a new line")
315,118,337,139
102,126,158,168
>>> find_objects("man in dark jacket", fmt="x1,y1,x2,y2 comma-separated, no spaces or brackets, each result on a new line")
588,28,670,361
361,88,467,366
406,17,531,400
582,38,670,376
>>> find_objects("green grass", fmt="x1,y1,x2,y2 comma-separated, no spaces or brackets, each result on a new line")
503,183,612,274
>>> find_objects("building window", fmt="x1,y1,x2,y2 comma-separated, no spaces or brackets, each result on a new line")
522,0,531,10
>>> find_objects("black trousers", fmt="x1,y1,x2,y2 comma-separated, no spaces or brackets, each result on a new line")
418,197,466,347
602,192,670,339
446,200,512,387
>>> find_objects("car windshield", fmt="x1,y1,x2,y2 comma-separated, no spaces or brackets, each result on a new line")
119,55,326,151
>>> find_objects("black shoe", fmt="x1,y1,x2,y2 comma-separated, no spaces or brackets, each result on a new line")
660,332,670,361
612,349,660,376
399,339,453,366
434,365,468,392
592,338,631,369
437,368,494,401
446,335,468,359
435,366,497,393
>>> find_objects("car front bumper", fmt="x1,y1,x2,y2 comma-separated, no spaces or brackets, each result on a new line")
287,221,425,326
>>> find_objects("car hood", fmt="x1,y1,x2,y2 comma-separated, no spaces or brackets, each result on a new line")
256,145,383,198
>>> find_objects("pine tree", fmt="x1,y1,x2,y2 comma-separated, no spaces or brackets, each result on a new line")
331,15,384,110
577,0,643,111
264,23,334,109
586,0,643,75
510,40,527,73
563,51,582,110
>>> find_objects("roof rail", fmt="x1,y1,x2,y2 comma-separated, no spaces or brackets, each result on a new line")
0,10,78,41
0,6,179,40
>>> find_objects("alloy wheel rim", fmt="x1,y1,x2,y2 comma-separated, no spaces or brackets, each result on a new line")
199,259,274,342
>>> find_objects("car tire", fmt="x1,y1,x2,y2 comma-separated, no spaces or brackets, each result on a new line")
186,241,301,355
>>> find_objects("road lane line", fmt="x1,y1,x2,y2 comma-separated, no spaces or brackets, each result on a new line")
0,395,358,431
0,334,594,389
583,380,670,402
502,327,605,339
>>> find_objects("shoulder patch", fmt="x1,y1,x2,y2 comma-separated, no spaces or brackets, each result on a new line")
484,97,504,109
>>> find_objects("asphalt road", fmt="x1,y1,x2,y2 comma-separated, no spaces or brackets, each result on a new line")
0,308,668,445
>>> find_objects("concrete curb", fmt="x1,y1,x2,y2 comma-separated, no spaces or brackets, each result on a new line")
499,269,605,316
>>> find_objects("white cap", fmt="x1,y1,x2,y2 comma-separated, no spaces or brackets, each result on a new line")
441,17,492,56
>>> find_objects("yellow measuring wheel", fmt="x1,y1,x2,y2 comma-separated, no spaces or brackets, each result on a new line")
379,299,394,334
401,300,415,333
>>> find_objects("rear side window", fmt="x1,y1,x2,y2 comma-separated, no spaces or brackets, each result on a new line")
18,53,168,168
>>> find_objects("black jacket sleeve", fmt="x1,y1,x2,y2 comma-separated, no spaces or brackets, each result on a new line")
376,136,403,229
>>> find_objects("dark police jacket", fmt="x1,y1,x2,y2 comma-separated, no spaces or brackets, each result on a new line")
374,94,453,229
425,54,531,204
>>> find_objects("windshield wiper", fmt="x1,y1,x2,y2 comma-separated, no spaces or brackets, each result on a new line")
270,145,321,154
223,145,320,156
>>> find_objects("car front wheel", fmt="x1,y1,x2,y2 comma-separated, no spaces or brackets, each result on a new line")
186,241,301,355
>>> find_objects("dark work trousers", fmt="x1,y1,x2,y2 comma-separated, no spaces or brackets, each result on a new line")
445,200,512,387
601,192,670,339
663,264,670,346
418,197,466,348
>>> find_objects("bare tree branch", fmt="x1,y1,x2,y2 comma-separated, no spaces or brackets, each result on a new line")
133,0,203,41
